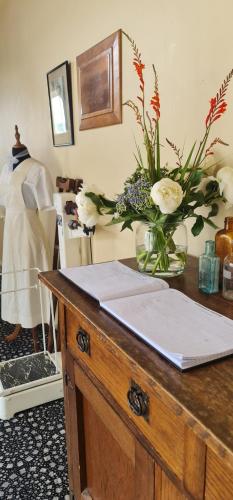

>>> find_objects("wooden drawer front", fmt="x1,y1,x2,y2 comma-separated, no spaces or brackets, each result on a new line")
66,308,185,480
205,448,233,499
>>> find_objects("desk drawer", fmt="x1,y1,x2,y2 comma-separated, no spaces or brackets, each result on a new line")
66,307,185,481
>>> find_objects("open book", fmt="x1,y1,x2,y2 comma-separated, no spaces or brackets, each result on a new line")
60,261,233,370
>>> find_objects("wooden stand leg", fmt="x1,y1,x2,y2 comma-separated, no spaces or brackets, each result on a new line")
47,322,53,353
5,324,41,353
31,327,40,352
5,324,22,342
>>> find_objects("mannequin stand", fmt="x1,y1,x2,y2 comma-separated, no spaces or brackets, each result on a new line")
0,270,63,420
5,324,40,352
5,324,21,343
31,327,40,352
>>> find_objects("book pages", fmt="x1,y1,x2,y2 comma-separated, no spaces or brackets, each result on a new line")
60,261,168,302
101,289,233,369
60,261,233,370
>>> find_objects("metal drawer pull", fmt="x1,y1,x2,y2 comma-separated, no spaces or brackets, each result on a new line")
76,328,90,354
127,381,149,418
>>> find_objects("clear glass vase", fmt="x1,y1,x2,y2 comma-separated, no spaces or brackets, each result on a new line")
136,221,188,277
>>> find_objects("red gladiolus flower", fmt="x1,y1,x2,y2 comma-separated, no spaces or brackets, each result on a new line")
151,92,160,120
205,97,227,127
210,97,216,109
133,61,145,86
205,70,233,128
205,98,216,127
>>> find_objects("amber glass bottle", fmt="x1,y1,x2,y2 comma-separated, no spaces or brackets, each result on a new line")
215,217,233,280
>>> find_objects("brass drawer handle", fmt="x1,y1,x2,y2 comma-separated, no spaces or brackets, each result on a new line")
127,381,149,418
76,328,90,354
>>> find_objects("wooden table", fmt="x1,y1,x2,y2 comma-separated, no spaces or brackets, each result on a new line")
39,256,233,499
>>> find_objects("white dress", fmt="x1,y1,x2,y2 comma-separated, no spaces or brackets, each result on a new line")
0,158,54,328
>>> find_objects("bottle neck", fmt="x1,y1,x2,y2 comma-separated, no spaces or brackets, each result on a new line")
205,240,215,256
224,217,233,231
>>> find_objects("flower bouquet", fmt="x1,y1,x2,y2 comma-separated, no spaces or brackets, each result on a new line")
76,33,233,276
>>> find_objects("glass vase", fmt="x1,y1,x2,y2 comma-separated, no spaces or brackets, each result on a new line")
136,221,188,277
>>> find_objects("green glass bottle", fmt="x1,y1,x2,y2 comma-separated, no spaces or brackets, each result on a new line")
199,240,220,294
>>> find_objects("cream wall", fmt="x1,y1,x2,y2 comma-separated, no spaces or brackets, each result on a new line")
0,0,233,262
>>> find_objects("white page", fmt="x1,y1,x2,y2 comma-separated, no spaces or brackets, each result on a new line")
60,261,169,302
101,289,233,362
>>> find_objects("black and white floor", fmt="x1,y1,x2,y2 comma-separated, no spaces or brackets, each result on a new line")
0,321,69,499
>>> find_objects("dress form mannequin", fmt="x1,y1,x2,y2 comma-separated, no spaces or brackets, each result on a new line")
12,125,30,166
0,126,54,352
5,126,39,350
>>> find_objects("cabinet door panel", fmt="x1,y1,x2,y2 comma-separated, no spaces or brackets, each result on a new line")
205,448,233,499
135,441,154,500
59,302,86,498
75,362,155,500
65,351,86,498
155,465,186,500
84,398,135,500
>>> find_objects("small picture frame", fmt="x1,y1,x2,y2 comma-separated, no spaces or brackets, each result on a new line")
76,30,122,130
47,61,74,146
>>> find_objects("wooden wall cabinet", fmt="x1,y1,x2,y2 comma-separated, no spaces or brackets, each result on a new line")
40,257,233,499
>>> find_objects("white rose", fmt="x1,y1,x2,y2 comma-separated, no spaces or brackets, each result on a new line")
76,185,100,227
217,167,233,204
150,178,183,214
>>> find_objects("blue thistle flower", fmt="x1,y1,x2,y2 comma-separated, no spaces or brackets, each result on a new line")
125,177,153,211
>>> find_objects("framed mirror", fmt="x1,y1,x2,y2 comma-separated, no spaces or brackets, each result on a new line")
47,61,74,146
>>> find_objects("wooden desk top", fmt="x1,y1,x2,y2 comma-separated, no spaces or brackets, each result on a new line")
40,256,233,468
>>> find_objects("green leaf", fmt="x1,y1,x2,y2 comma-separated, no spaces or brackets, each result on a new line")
85,192,116,216
134,139,144,168
176,252,187,265
144,129,156,184
169,167,180,180
191,215,204,236
203,217,218,229
153,214,168,225
192,191,205,203
98,195,116,208
106,217,124,226
180,141,196,180
183,190,205,205
85,192,104,214
184,142,196,167
164,212,183,224
105,208,117,215
121,220,133,231
133,153,142,169
167,236,176,252
188,169,204,188
207,203,219,218
156,122,161,180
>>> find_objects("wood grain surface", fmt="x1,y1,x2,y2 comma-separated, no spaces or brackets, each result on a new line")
39,256,233,471
68,307,185,479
